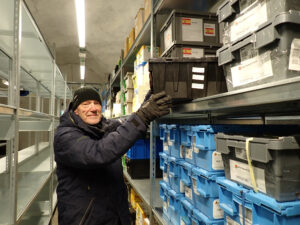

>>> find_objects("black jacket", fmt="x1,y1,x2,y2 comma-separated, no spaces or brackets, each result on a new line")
54,108,147,225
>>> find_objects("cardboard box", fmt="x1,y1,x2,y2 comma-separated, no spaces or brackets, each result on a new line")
135,8,145,39
144,0,152,22
129,27,135,50
124,36,129,58
136,45,160,65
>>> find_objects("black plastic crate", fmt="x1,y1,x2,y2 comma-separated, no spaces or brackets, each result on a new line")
216,133,300,202
125,157,162,179
160,9,221,56
161,44,218,58
149,57,227,102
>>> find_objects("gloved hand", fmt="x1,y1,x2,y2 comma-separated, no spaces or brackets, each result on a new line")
136,91,172,125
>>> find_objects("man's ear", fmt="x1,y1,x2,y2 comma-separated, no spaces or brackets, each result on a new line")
74,109,79,115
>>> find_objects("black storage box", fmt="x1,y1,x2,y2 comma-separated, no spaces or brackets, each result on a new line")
161,44,218,58
125,157,162,179
216,133,300,201
149,57,227,102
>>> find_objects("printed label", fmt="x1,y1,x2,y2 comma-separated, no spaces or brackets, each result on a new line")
185,148,193,160
235,148,247,161
192,83,204,89
192,74,205,81
183,48,204,58
180,180,185,193
231,51,273,87
212,151,224,170
230,160,266,193
163,202,167,210
213,199,224,219
163,143,168,152
167,133,172,146
180,218,186,225
180,145,185,158
192,178,200,195
182,18,203,42
185,186,193,201
163,172,168,183
239,205,253,225
226,216,239,225
289,39,300,71
192,67,205,73
229,1,267,42
192,136,199,153
204,23,216,36
164,23,173,51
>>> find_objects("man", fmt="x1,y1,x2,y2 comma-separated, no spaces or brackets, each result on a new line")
54,87,171,225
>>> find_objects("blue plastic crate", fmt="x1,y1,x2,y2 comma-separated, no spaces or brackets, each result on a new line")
191,125,216,150
167,125,182,158
126,139,149,159
168,189,184,225
160,181,171,223
180,198,193,225
179,125,192,147
160,152,170,184
169,156,183,193
191,167,224,220
160,124,171,155
217,177,300,225
192,209,224,225
179,161,193,203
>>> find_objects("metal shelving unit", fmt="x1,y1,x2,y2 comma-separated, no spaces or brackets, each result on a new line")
0,0,71,224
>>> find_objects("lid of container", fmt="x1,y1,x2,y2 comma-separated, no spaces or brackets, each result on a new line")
191,125,214,133
149,57,217,64
193,208,221,224
160,181,170,190
216,177,249,197
180,198,193,211
192,167,224,180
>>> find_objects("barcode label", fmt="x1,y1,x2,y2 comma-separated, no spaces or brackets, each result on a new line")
289,39,300,71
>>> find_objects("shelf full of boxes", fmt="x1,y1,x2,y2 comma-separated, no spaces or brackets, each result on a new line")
106,0,300,224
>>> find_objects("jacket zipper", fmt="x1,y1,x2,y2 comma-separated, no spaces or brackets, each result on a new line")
78,198,95,225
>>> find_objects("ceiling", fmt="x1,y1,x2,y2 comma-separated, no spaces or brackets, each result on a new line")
24,0,144,87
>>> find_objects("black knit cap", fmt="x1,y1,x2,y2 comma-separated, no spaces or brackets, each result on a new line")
71,87,102,110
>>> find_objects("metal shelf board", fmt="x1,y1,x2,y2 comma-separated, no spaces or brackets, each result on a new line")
19,119,52,132
167,77,300,123
153,207,168,225
0,104,15,115
18,108,53,119
123,170,162,209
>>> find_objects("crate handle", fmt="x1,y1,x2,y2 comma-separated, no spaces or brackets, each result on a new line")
219,202,236,216
173,63,180,92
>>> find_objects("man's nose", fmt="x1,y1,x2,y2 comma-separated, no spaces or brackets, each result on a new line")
90,103,97,110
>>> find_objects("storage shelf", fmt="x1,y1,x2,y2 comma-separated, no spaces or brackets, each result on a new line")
0,104,15,115
153,207,168,225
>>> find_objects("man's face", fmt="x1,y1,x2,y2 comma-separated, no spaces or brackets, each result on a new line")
74,100,102,125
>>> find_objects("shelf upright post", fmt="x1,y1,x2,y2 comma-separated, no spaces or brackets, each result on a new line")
34,81,41,154
9,0,22,223
64,81,67,112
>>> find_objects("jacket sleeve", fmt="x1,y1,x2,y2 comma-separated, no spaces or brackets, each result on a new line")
54,114,147,169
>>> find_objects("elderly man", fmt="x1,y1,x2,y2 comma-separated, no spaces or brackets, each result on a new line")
54,87,171,225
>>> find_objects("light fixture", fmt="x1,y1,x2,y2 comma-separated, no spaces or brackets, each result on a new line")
80,64,85,80
75,0,86,48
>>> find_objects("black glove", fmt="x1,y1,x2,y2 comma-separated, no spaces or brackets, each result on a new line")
136,91,172,125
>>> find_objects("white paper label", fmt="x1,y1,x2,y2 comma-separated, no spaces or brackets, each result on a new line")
213,199,224,219
180,145,185,158
239,205,253,225
185,186,193,201
192,178,200,195
167,133,172,146
226,216,239,225
192,136,199,153
229,1,267,42
192,67,205,73
182,18,203,42
185,148,193,160
192,83,204,89
163,172,168,183
180,180,185,193
192,74,205,81
230,160,266,193
163,202,167,210
183,48,204,58
164,23,173,51
181,218,186,225
212,151,224,170
204,23,216,36
289,39,300,71
163,143,168,152
231,51,273,87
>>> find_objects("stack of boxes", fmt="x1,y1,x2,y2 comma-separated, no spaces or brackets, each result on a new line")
159,124,225,225
124,72,134,115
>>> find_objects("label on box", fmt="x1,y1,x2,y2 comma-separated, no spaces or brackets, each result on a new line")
192,67,205,73
226,216,239,225
192,136,199,153
163,172,168,183
231,51,273,87
192,178,200,195
183,48,204,58
185,148,193,160
204,23,216,36
185,186,193,201
167,133,172,146
235,148,247,161
192,83,204,89
182,18,203,42
229,1,267,43
181,217,186,225
289,39,300,71
230,159,266,193
164,23,173,51
163,143,169,153
213,199,224,219
192,74,205,81
212,151,224,170
180,145,185,158
239,205,253,225
180,180,185,193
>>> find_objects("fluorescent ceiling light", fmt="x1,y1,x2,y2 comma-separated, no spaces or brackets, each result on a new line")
2,80,9,86
80,65,85,80
75,0,85,48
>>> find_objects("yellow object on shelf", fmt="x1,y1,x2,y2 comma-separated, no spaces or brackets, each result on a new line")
130,188,141,211
135,8,145,39
129,27,135,50
136,202,147,225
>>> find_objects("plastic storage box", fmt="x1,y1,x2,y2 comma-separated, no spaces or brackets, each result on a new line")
167,125,182,158
192,208,224,225
160,181,171,223
217,0,300,45
180,198,193,225
216,133,300,201
126,138,163,159
162,44,218,58
168,189,184,225
191,167,224,220
217,11,300,91
179,161,194,203
159,152,170,184
168,156,183,193
160,124,171,155
217,177,300,225
160,9,220,56
149,57,227,102
125,157,162,179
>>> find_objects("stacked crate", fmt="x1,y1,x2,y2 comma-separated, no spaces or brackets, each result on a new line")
124,72,134,115
159,124,225,225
